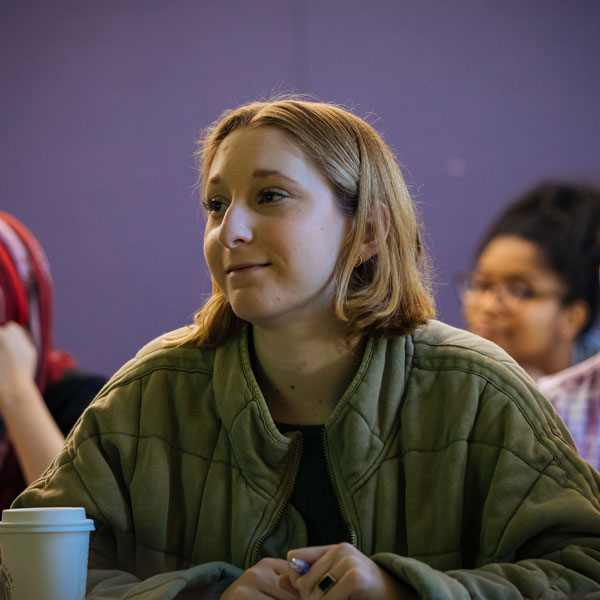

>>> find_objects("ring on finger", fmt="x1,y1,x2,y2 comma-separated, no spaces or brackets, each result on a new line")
317,572,337,593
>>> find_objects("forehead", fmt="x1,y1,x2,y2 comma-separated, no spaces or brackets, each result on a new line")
476,235,556,279
207,126,308,179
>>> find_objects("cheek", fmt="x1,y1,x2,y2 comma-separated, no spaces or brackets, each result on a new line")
462,301,479,325
202,240,212,267
519,304,560,329
203,234,220,275
299,235,341,279
510,306,562,347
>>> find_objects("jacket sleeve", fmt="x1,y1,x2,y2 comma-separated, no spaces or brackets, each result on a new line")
85,564,240,599
9,378,243,599
372,371,600,600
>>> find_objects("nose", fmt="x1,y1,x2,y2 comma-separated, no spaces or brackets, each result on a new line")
217,202,253,248
475,285,508,315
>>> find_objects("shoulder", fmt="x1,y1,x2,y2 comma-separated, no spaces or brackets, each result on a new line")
397,321,563,449
65,329,224,442
403,321,563,429
410,319,512,360
368,320,531,400
75,328,222,417
103,327,218,392
407,319,528,388
401,322,598,476
369,320,539,422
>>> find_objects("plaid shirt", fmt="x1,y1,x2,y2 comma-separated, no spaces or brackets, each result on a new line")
538,352,600,472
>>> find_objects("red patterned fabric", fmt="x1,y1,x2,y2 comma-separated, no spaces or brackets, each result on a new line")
0,212,77,508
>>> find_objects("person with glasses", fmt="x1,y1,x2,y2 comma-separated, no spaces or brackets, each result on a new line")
458,181,600,468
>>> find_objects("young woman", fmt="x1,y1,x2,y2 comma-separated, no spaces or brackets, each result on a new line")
0,211,106,509
11,100,600,600
459,182,600,469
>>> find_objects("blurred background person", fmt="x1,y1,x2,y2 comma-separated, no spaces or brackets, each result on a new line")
0,211,107,509
457,181,600,468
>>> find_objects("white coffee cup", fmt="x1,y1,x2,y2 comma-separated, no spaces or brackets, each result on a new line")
0,507,95,600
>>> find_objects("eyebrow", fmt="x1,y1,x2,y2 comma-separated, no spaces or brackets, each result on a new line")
206,169,301,187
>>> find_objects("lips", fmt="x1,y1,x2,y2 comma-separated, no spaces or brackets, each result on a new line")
226,263,270,274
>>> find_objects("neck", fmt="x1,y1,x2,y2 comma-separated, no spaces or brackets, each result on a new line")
523,343,575,381
250,320,365,425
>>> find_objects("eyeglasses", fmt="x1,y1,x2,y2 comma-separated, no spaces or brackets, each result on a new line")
454,272,564,310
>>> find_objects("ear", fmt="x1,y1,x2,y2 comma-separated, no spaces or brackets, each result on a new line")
358,205,390,263
559,299,590,341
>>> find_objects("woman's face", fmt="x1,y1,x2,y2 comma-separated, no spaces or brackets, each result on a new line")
462,235,576,376
203,126,351,331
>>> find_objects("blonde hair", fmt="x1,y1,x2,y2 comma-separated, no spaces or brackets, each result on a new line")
173,97,435,347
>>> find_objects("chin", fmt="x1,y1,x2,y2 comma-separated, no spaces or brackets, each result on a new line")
229,305,281,327
470,324,501,341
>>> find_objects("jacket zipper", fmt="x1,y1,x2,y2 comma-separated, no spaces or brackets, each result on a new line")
250,434,304,565
321,428,358,547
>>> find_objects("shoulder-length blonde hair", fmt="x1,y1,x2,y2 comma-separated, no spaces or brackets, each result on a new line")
173,97,435,347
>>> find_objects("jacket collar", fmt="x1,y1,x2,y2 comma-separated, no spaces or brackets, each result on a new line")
212,325,410,495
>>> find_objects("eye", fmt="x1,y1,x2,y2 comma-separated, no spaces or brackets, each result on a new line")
203,197,228,214
469,276,491,293
258,188,288,204
505,283,535,300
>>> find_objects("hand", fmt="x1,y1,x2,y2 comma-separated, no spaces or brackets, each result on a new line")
0,322,37,410
285,543,419,600
220,558,301,600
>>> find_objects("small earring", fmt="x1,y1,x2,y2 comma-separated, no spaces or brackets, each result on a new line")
355,255,363,267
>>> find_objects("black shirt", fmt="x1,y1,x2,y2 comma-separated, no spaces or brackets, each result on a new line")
45,370,107,436
275,422,349,546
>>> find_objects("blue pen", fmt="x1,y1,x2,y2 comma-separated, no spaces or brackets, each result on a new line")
288,557,311,575
289,558,337,593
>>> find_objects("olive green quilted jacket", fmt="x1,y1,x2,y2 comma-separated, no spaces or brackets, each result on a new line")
10,321,600,599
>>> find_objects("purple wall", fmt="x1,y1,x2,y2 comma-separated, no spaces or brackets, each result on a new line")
2,0,599,376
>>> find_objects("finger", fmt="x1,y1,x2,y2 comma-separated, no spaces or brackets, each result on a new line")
259,559,301,600
287,545,336,565
312,575,358,600
294,544,359,599
278,574,297,594
271,580,302,600
225,559,301,600
294,557,337,598
286,545,337,588
271,558,294,575
315,571,338,596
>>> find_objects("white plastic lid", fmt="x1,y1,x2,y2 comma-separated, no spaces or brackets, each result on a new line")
0,507,95,533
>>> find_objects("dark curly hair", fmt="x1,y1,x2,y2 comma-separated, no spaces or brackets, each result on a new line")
476,180,600,335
